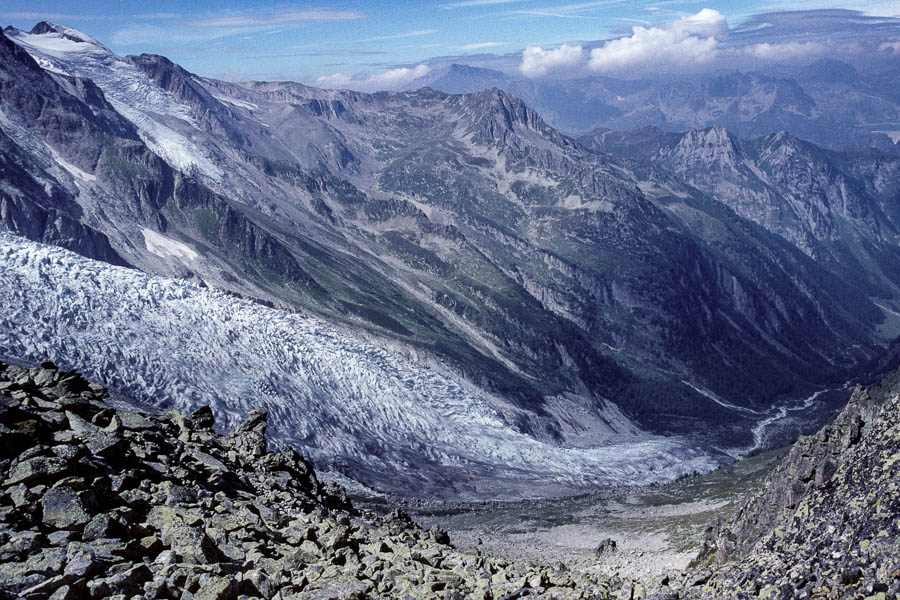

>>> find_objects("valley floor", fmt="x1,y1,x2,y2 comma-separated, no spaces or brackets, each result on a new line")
362,448,787,582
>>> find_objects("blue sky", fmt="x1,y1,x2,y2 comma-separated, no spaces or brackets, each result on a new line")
2,1,899,89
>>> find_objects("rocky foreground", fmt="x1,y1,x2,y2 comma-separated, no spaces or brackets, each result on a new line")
2,358,900,600
691,374,900,599
0,361,631,599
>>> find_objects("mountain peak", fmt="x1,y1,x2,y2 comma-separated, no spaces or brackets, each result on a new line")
28,21,108,49
447,63,507,77
799,58,861,85
668,125,742,168
680,124,739,149
29,21,62,35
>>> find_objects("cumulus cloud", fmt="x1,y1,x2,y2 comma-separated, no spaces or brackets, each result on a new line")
519,43,584,77
670,8,728,37
587,9,726,74
316,64,430,91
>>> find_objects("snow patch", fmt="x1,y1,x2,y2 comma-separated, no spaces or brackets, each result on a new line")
141,228,198,262
212,94,260,111
561,195,614,212
7,29,109,60
48,147,96,183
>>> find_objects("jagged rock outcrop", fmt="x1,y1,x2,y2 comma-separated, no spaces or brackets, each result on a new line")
682,371,900,598
0,360,632,599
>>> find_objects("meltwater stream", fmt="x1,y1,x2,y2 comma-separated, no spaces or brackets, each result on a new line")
683,379,850,458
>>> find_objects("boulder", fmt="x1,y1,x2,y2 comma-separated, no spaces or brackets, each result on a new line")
41,486,91,530
227,409,268,458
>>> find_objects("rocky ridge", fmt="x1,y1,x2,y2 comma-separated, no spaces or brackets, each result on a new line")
0,360,635,599
684,371,900,599
577,125,900,297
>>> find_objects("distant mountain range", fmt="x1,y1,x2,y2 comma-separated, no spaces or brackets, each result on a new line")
405,60,900,151
1,22,899,492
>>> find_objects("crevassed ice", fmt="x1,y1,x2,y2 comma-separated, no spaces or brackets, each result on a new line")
0,233,722,496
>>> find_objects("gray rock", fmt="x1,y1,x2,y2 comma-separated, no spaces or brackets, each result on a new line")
194,574,239,600
227,409,268,458
47,530,76,547
83,513,123,541
82,430,127,457
146,506,218,564
24,547,67,577
65,410,100,434
595,538,617,555
187,405,215,430
5,456,68,485
42,486,91,529
117,411,154,431
49,584,80,600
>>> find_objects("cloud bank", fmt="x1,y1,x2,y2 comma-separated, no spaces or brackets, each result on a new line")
588,9,725,73
520,43,584,77
518,8,838,78
316,64,430,91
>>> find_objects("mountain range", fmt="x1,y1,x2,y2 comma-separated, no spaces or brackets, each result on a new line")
405,60,900,151
1,22,899,494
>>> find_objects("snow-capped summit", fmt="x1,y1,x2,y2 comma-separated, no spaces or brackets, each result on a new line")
6,21,221,179
4,22,113,68
28,21,109,48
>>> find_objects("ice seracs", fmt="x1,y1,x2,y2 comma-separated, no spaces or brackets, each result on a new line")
0,233,723,498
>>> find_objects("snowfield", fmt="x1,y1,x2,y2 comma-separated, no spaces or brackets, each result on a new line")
0,234,722,498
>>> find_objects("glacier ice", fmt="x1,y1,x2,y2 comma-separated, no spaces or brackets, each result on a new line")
0,233,723,498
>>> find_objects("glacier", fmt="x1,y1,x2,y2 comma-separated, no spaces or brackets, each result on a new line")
0,233,723,498
7,26,223,180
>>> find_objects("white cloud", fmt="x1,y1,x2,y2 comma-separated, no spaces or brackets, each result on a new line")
315,73,354,88
458,42,505,50
587,9,725,74
742,41,824,60
519,43,584,77
670,7,727,37
361,29,438,42
879,41,900,54
316,64,430,91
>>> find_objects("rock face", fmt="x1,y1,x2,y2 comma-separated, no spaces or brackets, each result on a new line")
683,370,900,598
0,360,628,599
578,125,900,296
